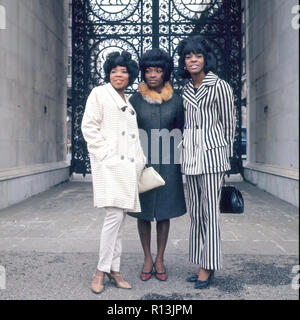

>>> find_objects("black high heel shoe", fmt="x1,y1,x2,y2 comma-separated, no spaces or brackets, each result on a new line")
186,274,198,282
194,271,214,289
186,271,215,283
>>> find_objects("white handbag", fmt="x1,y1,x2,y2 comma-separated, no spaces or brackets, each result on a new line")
138,166,165,193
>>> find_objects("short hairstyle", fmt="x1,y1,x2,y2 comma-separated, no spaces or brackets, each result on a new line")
177,35,213,79
139,48,174,82
103,51,139,86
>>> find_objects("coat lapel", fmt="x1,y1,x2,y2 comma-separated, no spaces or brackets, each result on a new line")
195,72,219,104
104,83,137,115
182,81,198,109
195,85,208,102
105,83,131,111
183,72,219,109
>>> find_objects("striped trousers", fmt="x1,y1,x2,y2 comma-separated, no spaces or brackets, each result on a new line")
186,173,224,270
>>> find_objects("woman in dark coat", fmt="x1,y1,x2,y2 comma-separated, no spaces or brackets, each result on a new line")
128,48,186,281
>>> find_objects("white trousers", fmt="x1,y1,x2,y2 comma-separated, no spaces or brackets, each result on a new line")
97,207,126,273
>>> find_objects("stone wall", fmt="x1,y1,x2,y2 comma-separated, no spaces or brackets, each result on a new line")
244,0,299,207
0,0,69,210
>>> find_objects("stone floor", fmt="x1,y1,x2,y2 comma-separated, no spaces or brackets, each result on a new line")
0,174,298,300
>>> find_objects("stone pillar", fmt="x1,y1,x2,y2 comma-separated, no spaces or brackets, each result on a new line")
244,0,299,207
0,0,69,210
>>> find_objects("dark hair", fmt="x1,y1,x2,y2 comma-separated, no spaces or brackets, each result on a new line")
177,35,213,79
103,51,139,86
139,48,174,82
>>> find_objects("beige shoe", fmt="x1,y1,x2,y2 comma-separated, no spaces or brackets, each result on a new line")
91,272,105,294
106,272,132,289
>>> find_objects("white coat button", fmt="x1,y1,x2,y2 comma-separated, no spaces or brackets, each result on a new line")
121,155,125,160
122,131,126,136
130,158,135,162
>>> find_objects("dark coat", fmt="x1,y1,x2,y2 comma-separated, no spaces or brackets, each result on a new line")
127,82,187,221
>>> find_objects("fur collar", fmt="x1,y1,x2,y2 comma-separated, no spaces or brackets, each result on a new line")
138,82,173,104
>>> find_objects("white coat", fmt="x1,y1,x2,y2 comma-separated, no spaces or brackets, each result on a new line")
81,83,146,212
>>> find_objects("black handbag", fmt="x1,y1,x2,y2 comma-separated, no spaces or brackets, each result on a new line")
220,185,244,214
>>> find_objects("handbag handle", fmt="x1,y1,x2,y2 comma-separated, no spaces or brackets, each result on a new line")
222,173,231,187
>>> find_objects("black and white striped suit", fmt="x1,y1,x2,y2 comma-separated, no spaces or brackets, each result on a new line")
181,71,235,270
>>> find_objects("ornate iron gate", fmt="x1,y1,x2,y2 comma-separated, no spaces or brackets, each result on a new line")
71,0,242,175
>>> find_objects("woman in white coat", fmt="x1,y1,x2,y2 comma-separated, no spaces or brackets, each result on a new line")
81,51,146,294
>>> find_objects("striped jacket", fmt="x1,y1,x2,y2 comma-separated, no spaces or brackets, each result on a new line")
181,71,236,175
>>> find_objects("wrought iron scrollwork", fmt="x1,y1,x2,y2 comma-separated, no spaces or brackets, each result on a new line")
88,0,140,22
72,0,242,175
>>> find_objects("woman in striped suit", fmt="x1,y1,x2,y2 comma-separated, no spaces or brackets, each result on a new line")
177,36,236,289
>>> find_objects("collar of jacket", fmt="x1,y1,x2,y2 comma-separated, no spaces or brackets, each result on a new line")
182,71,219,109
138,82,173,104
105,82,130,111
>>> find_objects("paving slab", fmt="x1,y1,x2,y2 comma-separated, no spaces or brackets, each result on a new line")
0,175,298,301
